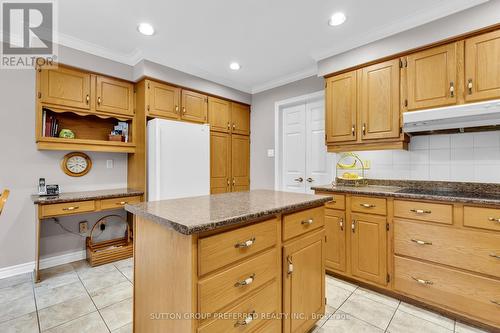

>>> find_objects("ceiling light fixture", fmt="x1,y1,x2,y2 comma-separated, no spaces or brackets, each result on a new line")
328,12,346,26
138,23,155,36
229,62,241,71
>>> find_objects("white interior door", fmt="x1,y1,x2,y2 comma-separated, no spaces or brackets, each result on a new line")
305,99,332,193
282,103,306,192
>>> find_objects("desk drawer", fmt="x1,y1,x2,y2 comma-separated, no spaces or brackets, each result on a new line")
199,218,278,276
198,249,278,314
394,220,500,278
324,194,345,210
282,206,324,241
350,196,386,215
394,256,500,326
394,200,452,225
40,200,95,218
100,196,141,210
464,206,500,232
198,281,279,333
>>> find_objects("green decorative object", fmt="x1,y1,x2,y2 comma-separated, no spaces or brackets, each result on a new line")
59,129,75,139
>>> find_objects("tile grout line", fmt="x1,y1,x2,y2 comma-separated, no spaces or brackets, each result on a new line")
397,304,456,332
31,274,42,333
383,300,401,333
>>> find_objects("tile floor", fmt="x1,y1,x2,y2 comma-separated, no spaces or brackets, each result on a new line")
0,262,491,333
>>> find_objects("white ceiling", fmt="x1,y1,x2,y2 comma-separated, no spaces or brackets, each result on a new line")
56,0,488,93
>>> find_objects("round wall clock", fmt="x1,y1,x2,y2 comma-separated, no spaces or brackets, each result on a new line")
61,152,92,177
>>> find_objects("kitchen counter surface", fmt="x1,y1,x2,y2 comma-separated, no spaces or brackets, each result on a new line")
125,190,333,235
32,188,144,205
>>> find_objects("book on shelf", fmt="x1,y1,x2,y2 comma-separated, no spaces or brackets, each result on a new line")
42,109,59,137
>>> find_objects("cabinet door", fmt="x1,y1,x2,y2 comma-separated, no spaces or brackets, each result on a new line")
351,213,387,286
231,102,250,135
231,134,250,191
181,90,208,123
325,211,346,273
325,71,357,143
283,230,325,333
208,97,230,132
148,80,181,119
360,59,400,140
40,67,91,109
465,30,500,102
95,76,134,116
210,131,231,194
406,42,459,110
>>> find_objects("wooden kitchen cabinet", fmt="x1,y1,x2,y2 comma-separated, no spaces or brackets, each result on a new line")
208,97,231,132
210,131,231,194
231,102,251,135
95,75,134,116
283,230,325,333
325,210,346,273
147,80,181,119
465,29,500,102
231,134,250,191
39,66,91,110
406,42,460,111
350,213,388,286
181,89,208,123
325,70,357,143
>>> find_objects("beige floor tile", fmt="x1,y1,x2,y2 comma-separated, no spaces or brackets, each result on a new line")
38,294,96,331
118,266,133,282
39,264,75,279
0,281,33,305
35,281,87,310
316,305,336,328
387,310,453,333
339,293,396,330
79,269,128,293
99,298,132,331
73,260,117,275
326,283,352,309
317,312,383,332
326,276,357,292
34,271,79,290
113,258,133,270
454,322,490,333
0,311,39,333
43,311,108,333
399,302,455,330
0,294,36,323
0,273,32,289
90,280,133,309
353,287,400,309
112,323,132,333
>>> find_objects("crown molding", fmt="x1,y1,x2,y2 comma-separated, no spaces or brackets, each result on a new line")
250,66,318,94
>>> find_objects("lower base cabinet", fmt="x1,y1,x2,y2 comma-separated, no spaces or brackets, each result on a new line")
325,211,346,272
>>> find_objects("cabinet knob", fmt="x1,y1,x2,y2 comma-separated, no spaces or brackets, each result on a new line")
227,122,231,130
339,218,344,231
287,256,293,275
488,217,500,223
86,95,90,104
97,97,102,105
175,105,179,113
232,123,236,130
468,79,473,95
351,124,355,136
449,81,455,97
182,106,186,114
362,123,366,136
351,219,356,233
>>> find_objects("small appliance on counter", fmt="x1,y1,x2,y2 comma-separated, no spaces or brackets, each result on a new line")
335,152,367,187
37,178,60,196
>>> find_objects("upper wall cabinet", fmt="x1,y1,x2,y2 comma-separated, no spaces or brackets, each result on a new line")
405,42,460,111
40,66,91,110
147,80,181,119
181,90,208,123
231,102,250,135
95,76,134,116
208,97,231,132
465,30,500,102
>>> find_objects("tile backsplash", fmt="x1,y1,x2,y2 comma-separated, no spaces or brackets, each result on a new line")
334,131,500,183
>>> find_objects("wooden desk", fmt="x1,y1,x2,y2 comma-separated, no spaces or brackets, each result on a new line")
32,188,144,282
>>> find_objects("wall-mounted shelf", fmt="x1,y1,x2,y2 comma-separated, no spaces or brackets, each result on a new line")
37,137,136,153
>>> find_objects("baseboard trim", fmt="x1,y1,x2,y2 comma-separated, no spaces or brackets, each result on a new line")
0,250,86,280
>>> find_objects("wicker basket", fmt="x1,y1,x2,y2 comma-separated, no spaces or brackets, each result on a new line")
86,215,133,267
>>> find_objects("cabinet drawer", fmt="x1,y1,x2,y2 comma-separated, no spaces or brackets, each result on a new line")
394,200,452,225
324,194,345,210
198,218,278,276
100,196,141,210
350,196,386,215
282,206,325,241
40,200,95,218
394,256,500,326
198,281,280,333
255,319,281,332
395,220,500,278
464,206,500,232
198,249,278,314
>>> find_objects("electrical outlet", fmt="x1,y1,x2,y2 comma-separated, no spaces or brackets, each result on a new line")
79,221,88,234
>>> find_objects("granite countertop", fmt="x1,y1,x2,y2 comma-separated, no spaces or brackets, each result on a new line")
125,190,333,235
312,179,500,206
32,188,144,205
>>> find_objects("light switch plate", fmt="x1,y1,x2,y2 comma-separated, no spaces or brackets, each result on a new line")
267,149,275,157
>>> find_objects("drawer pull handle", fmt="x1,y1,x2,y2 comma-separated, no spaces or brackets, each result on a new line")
490,253,500,259
339,218,344,231
488,217,500,223
235,237,255,249
328,200,336,204
491,300,500,306
62,206,79,211
235,274,255,287
360,203,375,208
301,219,314,225
234,311,256,327
410,209,431,214
116,201,128,205
412,277,433,285
411,239,433,246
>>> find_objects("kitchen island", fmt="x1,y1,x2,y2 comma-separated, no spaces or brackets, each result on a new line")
125,190,333,333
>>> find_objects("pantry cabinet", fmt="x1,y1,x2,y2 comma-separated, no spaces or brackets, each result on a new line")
39,66,91,110
210,131,231,194
181,89,208,123
231,134,250,192
146,80,180,119
208,97,231,132
325,211,346,273
231,102,251,135
95,75,134,116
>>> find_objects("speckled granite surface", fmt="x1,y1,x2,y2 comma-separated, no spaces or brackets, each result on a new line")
32,188,144,204
312,179,500,206
125,190,333,235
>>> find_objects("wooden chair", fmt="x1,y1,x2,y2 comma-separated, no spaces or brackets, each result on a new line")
0,189,9,216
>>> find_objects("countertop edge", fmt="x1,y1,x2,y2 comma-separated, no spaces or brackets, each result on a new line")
32,189,145,205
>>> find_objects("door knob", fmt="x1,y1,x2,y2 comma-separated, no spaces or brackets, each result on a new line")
294,177,303,183
306,177,313,183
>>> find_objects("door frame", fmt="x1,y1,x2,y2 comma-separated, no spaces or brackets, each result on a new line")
274,90,325,191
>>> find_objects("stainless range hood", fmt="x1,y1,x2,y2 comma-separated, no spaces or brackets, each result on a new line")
403,99,500,133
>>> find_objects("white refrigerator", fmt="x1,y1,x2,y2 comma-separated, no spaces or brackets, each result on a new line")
148,119,210,201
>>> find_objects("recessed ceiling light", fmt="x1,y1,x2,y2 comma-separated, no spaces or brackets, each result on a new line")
229,62,241,71
138,23,155,36
328,12,346,26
